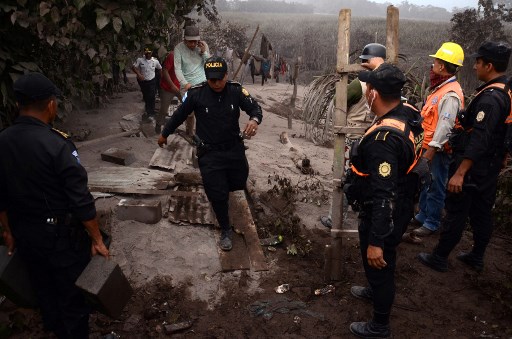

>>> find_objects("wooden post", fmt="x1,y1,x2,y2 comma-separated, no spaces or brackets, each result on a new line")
326,4,400,281
289,61,299,129
386,6,399,65
328,9,350,282
232,25,260,81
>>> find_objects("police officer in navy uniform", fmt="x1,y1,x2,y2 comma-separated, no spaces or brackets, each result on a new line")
158,57,263,251
0,73,109,339
418,41,512,273
346,64,417,338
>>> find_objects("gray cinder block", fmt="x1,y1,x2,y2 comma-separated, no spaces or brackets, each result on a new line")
75,255,132,319
101,148,135,166
116,199,162,224
0,246,37,307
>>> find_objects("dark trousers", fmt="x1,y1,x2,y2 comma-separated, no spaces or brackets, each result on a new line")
137,78,157,116
434,170,499,259
198,143,249,231
358,197,408,323
15,224,91,339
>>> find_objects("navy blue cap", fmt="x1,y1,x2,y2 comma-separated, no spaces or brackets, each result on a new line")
204,57,228,80
469,41,512,62
358,63,406,95
13,72,61,105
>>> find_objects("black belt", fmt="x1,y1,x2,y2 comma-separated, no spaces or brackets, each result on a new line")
204,140,241,151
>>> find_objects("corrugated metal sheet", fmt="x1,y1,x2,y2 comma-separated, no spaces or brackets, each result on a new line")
149,134,194,172
167,186,216,225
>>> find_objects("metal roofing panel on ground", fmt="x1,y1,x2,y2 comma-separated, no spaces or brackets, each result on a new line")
149,134,194,172
167,186,216,225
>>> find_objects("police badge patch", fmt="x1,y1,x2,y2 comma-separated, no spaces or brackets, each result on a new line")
242,88,250,96
72,150,81,164
378,162,391,178
476,111,485,122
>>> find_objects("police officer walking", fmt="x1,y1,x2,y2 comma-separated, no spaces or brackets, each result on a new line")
0,73,109,338
418,41,512,272
157,57,263,251
346,64,417,338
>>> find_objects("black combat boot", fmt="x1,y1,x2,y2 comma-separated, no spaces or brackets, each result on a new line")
456,251,484,272
350,286,373,303
417,252,448,272
350,320,390,339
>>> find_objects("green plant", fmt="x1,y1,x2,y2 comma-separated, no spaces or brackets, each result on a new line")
0,0,218,127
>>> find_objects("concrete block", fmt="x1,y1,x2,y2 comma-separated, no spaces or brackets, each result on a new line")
75,255,132,319
0,246,37,307
116,199,162,224
101,148,135,166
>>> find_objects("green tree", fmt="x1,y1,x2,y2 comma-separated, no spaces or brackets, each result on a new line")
450,0,511,90
0,0,217,128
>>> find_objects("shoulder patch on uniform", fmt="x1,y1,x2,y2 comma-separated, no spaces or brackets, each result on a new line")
51,128,69,139
242,87,250,96
476,110,485,122
375,131,389,141
378,162,392,178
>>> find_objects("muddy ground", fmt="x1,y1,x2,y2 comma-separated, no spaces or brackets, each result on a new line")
1,74,511,339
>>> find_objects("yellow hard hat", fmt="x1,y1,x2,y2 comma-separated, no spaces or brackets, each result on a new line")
429,42,464,66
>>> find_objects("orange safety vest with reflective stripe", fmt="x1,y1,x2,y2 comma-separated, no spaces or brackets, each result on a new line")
351,117,420,177
421,80,464,150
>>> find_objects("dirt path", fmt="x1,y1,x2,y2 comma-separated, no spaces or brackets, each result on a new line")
1,75,511,338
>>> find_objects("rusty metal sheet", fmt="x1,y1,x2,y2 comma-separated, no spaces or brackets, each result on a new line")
229,191,268,271
167,186,216,225
218,232,251,271
87,167,173,192
149,134,194,172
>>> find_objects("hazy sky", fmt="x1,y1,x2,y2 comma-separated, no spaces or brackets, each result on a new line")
371,0,479,11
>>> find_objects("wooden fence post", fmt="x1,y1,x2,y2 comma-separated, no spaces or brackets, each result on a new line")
386,6,399,65
328,8,351,282
326,5,400,281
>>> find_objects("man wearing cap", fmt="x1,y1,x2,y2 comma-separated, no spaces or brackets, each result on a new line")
405,42,465,240
174,26,210,135
157,57,262,251
132,47,162,121
0,73,109,338
346,64,417,338
418,41,512,273
320,43,386,229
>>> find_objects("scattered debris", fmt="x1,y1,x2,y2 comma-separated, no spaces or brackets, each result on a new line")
164,320,194,334
275,284,290,294
248,296,325,321
260,235,283,246
314,285,335,296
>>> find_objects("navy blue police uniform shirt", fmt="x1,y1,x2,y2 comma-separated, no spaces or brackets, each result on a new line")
162,81,263,144
352,104,415,247
0,116,96,224
462,75,510,170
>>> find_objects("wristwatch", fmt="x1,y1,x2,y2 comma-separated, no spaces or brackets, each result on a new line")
250,117,260,125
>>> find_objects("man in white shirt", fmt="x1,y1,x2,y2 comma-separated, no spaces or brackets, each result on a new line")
132,47,162,121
